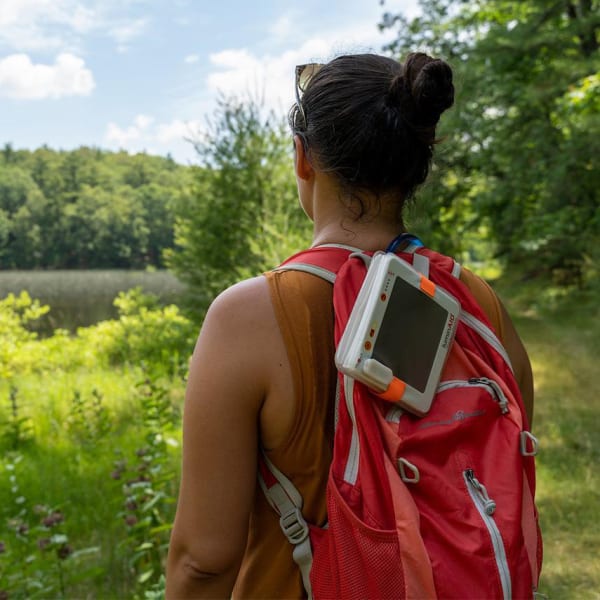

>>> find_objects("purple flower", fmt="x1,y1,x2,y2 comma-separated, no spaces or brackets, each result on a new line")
37,537,51,551
125,515,138,527
42,512,64,528
57,544,72,560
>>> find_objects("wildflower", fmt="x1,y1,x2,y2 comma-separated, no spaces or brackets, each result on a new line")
125,515,138,527
17,523,28,535
57,544,73,560
0,589,8,600
125,499,138,511
37,537,51,551
110,470,122,480
0,541,5,553
42,512,64,528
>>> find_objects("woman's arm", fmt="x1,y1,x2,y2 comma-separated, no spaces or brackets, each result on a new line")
166,276,274,599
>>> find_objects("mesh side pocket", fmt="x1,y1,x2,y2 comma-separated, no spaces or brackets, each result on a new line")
310,480,405,600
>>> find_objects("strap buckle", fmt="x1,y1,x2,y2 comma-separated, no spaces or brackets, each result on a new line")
280,507,309,544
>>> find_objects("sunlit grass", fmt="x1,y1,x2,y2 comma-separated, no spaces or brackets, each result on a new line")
0,366,183,597
499,281,600,599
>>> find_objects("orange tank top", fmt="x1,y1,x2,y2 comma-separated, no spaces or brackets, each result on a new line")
233,265,506,599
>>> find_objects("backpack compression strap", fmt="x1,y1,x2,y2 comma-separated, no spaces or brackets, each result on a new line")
258,452,315,598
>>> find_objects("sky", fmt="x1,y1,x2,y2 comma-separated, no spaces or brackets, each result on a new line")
0,0,420,165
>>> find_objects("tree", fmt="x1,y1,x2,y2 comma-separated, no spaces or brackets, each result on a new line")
0,146,192,269
380,0,599,285
167,95,311,317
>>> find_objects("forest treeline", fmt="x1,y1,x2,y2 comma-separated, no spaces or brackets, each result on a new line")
0,146,193,269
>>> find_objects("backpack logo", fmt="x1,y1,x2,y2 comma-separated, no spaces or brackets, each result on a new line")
419,408,486,429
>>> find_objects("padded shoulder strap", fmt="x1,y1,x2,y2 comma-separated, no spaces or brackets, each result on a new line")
275,245,356,282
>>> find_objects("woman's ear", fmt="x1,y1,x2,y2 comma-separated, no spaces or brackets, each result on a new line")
294,135,313,181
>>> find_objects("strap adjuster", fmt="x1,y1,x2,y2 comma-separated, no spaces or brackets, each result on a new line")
280,508,309,544
520,431,539,456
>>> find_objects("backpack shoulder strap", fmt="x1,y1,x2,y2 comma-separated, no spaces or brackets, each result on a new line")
275,244,361,282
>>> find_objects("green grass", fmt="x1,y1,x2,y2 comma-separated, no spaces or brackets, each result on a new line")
0,366,183,598
496,280,600,599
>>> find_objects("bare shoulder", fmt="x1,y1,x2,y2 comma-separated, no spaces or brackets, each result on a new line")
203,275,273,330
188,275,279,409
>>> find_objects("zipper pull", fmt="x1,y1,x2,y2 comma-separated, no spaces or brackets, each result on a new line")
465,469,496,515
469,377,510,415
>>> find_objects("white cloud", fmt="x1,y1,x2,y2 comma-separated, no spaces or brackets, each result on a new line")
0,0,149,54
134,114,154,129
0,0,96,51
0,0,94,31
269,15,294,41
205,38,334,116
0,52,95,99
104,115,203,162
184,54,199,64
108,17,147,52
202,10,411,116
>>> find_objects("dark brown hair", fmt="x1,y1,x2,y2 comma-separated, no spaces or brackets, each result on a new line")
289,52,454,222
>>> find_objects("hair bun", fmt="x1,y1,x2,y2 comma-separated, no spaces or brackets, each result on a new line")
404,53,454,125
386,73,407,106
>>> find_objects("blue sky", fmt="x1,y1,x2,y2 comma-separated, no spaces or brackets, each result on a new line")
0,0,419,164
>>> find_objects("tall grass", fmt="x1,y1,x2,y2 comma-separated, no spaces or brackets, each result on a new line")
0,270,186,331
497,281,600,598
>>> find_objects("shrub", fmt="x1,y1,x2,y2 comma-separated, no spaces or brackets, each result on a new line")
78,288,196,376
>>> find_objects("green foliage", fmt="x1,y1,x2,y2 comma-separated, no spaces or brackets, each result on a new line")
0,360,183,597
493,277,600,598
0,387,33,451
66,389,111,446
0,288,195,379
0,454,101,599
78,288,196,375
381,0,599,285
112,374,180,595
167,95,311,317
0,147,193,269
0,292,49,378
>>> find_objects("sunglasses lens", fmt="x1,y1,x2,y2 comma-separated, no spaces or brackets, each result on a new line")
297,64,322,92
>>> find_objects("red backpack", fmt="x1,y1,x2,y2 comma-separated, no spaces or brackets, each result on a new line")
259,240,543,599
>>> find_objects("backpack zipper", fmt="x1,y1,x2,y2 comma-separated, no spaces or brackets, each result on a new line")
464,469,512,600
437,378,510,414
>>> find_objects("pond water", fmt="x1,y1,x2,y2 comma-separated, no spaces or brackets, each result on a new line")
0,270,187,332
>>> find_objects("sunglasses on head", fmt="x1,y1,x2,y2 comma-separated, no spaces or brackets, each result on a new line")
294,63,323,125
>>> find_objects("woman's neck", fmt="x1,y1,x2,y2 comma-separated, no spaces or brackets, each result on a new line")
303,168,404,252
310,192,403,252
311,222,404,252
